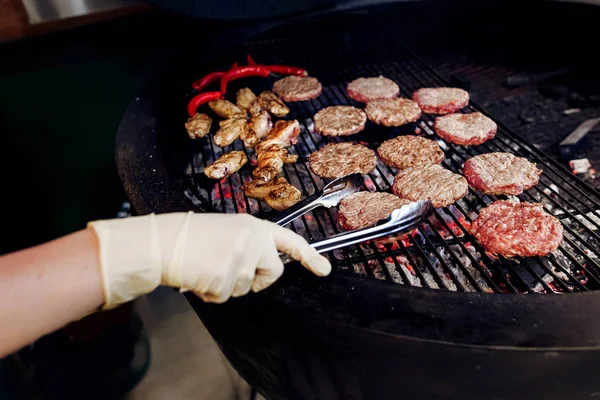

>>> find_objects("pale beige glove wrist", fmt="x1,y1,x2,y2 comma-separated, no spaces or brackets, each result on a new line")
89,212,331,309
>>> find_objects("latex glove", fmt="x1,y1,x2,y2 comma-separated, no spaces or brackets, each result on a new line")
89,212,331,309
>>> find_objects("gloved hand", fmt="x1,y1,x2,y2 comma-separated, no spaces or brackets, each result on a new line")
89,212,331,309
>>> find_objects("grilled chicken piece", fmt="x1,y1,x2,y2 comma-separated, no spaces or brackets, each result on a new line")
240,129,258,148
241,110,272,147
266,181,301,211
257,91,290,117
249,110,272,139
214,118,246,147
204,151,248,180
248,102,263,116
236,88,257,110
243,178,280,198
208,99,246,119
243,177,301,211
253,145,299,182
255,120,301,153
185,113,212,139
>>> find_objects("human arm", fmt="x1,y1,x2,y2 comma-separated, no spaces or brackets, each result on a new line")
0,212,331,358
0,229,104,358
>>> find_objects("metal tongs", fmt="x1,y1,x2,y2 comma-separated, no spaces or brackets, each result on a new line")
271,174,365,226
280,199,434,264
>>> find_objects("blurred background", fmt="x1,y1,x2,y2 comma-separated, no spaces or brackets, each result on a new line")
0,2,258,399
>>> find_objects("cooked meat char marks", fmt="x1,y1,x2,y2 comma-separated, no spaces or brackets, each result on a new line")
377,135,444,169
346,76,400,103
243,177,301,211
365,98,421,127
241,119,302,210
236,88,257,110
338,192,411,230
392,164,468,208
214,117,246,147
185,113,212,139
257,91,289,117
412,87,469,115
242,110,272,148
463,152,542,195
204,151,248,180
309,143,377,179
248,110,272,139
470,200,563,257
253,145,298,183
236,87,262,116
265,181,302,211
434,112,497,145
313,106,366,136
208,99,246,119
255,120,301,153
272,76,323,102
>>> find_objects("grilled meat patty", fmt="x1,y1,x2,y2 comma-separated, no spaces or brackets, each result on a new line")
309,142,377,179
471,200,563,257
204,151,248,180
377,135,444,169
412,87,469,115
347,76,400,103
272,76,323,102
365,98,421,127
434,112,497,146
392,164,468,208
338,192,411,230
313,105,367,136
185,113,212,139
463,152,542,195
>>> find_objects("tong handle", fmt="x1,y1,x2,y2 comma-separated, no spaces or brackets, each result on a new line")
270,192,322,226
279,200,433,264
278,222,415,265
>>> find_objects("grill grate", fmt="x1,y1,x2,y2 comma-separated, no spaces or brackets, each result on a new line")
182,35,600,295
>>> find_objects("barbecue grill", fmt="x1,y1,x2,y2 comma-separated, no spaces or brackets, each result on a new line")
116,2,600,398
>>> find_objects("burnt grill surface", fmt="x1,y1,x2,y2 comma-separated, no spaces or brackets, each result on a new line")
182,35,600,296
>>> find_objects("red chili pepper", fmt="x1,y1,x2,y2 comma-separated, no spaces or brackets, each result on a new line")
187,91,222,117
191,62,239,91
246,54,258,66
264,65,307,76
192,71,223,91
220,66,272,94
219,65,308,94
245,55,306,76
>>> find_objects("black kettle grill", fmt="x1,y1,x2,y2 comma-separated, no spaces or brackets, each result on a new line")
116,2,600,398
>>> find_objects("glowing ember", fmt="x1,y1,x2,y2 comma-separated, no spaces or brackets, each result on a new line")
400,236,412,248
